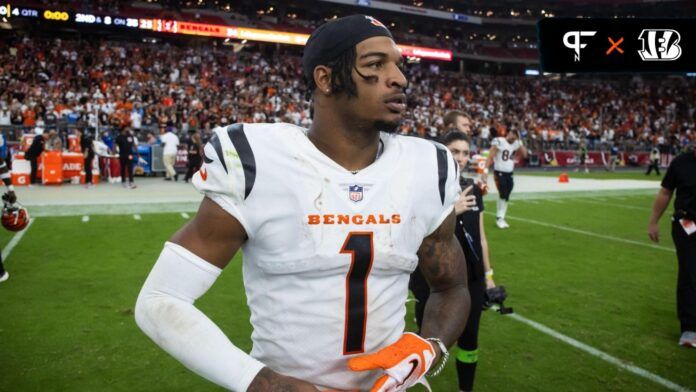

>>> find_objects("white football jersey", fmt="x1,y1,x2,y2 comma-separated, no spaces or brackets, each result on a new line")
192,123,459,391
491,137,521,173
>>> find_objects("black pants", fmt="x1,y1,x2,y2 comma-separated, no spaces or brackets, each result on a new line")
84,154,94,184
673,221,696,332
646,159,660,176
494,171,514,201
409,268,484,391
29,155,39,184
0,253,5,276
120,156,133,183
185,154,202,181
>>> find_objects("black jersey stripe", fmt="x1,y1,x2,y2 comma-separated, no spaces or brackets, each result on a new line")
436,145,448,205
208,133,227,172
227,124,256,200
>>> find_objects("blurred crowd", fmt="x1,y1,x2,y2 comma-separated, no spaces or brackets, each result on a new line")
0,33,694,156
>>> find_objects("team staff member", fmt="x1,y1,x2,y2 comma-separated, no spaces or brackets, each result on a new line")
410,131,496,392
115,127,137,189
648,145,696,348
184,131,203,183
646,146,661,176
79,129,95,188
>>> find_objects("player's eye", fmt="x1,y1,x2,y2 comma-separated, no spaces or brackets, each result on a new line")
366,61,383,70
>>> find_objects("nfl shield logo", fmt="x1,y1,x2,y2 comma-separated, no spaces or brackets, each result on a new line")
348,185,364,203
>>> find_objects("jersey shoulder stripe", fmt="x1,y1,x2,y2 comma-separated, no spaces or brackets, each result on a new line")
226,124,256,199
434,143,449,205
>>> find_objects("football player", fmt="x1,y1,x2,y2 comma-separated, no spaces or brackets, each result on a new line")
483,129,527,229
135,15,470,391
0,159,17,283
410,131,497,392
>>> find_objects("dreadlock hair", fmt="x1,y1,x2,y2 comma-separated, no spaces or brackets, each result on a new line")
304,46,359,118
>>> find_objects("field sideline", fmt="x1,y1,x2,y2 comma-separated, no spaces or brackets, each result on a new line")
1,174,694,391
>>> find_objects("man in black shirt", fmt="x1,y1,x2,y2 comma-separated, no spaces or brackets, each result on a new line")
79,129,95,188
410,131,497,391
25,129,56,185
114,127,137,189
648,146,696,348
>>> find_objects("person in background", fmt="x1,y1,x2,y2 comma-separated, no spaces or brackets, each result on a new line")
160,125,180,181
26,129,54,185
115,127,137,189
577,142,589,173
648,145,696,348
410,131,496,392
79,128,95,188
443,110,475,152
184,131,202,183
45,129,63,151
647,146,661,176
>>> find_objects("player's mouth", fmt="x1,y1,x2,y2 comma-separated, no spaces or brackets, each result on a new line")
384,94,407,114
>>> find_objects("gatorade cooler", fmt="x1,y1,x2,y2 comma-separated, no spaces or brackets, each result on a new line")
11,157,31,186
41,151,63,185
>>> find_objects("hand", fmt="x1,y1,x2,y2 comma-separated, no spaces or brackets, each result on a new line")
485,277,496,290
480,172,488,183
247,367,320,392
348,333,435,392
648,222,660,243
454,185,476,215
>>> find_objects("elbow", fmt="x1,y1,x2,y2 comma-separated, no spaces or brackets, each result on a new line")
134,288,151,333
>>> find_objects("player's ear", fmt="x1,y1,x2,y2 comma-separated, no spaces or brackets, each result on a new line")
313,65,333,96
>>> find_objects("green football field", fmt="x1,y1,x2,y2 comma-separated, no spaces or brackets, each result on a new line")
1,183,694,391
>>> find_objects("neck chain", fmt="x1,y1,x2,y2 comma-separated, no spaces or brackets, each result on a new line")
351,139,384,174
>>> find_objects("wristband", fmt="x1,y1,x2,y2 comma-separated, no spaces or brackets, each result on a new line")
485,269,494,279
7,185,14,192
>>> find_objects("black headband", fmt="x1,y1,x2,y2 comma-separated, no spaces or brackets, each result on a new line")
302,15,394,81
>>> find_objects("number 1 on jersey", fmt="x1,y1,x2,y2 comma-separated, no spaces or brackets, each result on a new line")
340,232,374,355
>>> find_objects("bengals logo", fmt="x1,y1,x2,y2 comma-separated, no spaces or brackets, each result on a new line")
365,15,386,29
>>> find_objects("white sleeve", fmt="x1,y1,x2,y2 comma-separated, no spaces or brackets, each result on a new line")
135,242,265,391
491,138,501,148
426,145,461,236
192,125,257,237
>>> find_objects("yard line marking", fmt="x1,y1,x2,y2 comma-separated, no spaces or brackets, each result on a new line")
593,197,609,202
508,313,691,392
574,199,650,211
484,212,673,252
2,218,34,262
133,214,141,221
524,200,540,204
180,212,190,219
546,199,565,204
82,215,90,223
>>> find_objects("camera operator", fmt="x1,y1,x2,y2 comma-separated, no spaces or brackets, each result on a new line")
410,131,497,391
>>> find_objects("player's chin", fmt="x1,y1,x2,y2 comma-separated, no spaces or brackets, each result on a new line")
374,117,401,134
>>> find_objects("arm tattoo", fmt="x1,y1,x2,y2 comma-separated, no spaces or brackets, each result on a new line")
417,211,470,349
248,367,302,392
417,211,467,291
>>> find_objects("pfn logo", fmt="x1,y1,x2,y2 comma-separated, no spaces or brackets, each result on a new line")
638,29,682,61
563,31,597,62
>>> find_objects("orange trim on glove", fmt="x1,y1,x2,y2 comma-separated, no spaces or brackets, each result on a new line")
348,333,435,392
